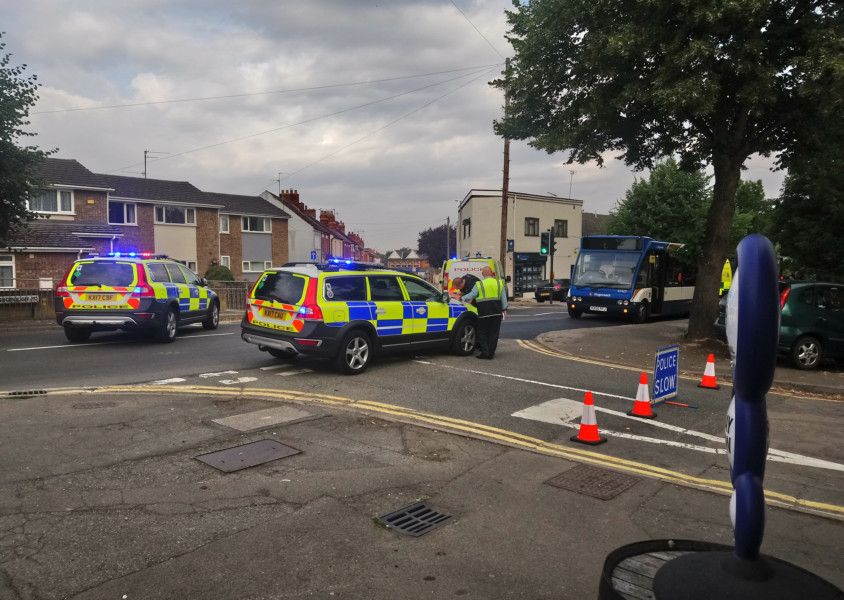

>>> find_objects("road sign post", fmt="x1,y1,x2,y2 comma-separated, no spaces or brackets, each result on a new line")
652,345,679,405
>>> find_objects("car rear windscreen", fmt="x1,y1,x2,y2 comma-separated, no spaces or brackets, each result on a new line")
69,262,135,287
254,272,306,304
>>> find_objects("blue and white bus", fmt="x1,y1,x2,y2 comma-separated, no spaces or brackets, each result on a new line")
567,236,694,322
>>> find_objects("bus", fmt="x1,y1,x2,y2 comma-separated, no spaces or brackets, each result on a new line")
567,236,694,322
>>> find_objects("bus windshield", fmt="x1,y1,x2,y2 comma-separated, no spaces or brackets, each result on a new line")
572,251,641,288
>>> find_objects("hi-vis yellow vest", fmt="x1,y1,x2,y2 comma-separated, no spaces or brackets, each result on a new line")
475,277,503,317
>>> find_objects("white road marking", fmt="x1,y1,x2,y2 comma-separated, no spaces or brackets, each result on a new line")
182,332,234,340
513,397,844,472
6,331,234,352
279,369,313,377
260,364,292,371
219,377,258,385
507,312,563,318
199,370,238,378
151,377,186,385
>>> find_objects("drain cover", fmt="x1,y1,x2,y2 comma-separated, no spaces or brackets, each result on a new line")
545,464,639,500
195,439,301,473
377,502,452,537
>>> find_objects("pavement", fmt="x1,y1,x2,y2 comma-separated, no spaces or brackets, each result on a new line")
1,388,841,599
535,316,844,398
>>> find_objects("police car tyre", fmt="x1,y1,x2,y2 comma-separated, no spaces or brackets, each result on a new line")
64,327,91,343
791,335,822,370
202,301,220,330
157,307,178,342
335,329,371,374
451,320,477,356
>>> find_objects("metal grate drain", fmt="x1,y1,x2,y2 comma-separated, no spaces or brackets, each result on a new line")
545,464,640,500
195,439,301,473
377,502,452,537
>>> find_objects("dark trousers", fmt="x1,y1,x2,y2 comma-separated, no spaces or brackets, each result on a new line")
477,315,503,358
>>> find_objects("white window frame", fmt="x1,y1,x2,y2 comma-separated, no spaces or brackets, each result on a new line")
108,201,137,225
241,216,271,233
28,189,74,215
220,255,230,268
0,255,15,289
242,260,269,273
219,214,230,234
154,205,196,225
264,260,272,270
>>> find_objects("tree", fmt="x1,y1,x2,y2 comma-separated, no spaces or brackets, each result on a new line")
204,264,234,281
417,224,456,269
495,0,843,338
0,33,51,244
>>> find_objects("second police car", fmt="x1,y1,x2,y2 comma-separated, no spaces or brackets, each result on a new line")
241,261,479,374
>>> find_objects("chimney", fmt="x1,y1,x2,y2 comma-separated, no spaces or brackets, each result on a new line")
280,188,300,206
319,210,333,225
337,220,345,234
306,208,316,218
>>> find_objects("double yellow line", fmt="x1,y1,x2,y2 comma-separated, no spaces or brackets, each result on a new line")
61,383,844,521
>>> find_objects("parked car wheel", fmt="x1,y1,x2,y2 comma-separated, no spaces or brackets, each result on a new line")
157,307,178,343
64,327,91,343
451,319,477,356
202,301,220,330
335,329,372,374
791,335,822,370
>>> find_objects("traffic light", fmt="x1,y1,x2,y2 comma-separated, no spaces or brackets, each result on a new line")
549,229,557,255
540,231,550,255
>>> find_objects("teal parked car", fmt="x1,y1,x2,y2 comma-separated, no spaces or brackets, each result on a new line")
779,282,844,370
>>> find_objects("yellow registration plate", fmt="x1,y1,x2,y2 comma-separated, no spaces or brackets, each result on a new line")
86,294,114,301
262,308,286,320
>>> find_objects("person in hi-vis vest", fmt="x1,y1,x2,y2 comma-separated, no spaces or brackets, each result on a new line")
461,266,508,359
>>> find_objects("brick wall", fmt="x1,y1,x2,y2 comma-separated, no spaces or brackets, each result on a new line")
114,203,155,254
271,217,289,267
74,190,108,222
13,252,79,287
196,208,219,277
219,214,243,280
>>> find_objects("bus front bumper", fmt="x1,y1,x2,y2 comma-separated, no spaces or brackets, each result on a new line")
567,298,633,317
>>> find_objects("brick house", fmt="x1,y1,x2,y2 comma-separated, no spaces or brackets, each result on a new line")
261,189,332,263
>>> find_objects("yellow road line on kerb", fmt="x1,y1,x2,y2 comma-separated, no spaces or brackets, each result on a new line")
57,383,844,521
516,339,843,404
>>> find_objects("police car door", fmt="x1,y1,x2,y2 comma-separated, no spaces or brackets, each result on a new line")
163,263,195,318
178,264,210,317
400,277,449,339
367,275,410,339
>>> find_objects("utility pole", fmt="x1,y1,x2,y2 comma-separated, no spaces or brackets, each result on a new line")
568,169,575,199
143,150,148,179
445,216,450,263
499,57,511,270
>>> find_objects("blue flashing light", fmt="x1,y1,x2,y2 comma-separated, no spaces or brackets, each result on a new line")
128,252,136,258
112,251,121,257
134,286,143,294
345,260,351,265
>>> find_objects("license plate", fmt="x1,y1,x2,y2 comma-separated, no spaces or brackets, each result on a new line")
262,308,286,320
86,294,114,302
589,305,607,312
539,292,549,297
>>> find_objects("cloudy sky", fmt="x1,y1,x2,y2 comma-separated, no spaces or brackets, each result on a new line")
7,0,784,250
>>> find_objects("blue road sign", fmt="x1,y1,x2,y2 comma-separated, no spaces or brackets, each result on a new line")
652,345,679,403
310,250,318,260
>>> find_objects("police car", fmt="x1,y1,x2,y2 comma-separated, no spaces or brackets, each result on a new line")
55,252,219,343
240,260,479,374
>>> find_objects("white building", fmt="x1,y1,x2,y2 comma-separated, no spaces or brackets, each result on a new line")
261,190,329,263
457,189,583,296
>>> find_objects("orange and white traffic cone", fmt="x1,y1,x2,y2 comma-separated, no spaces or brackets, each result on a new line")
628,372,657,419
570,391,607,445
698,353,720,389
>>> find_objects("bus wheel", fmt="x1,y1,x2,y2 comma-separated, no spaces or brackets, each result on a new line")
567,307,582,319
634,302,649,324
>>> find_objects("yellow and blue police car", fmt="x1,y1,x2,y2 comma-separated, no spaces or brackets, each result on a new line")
240,260,479,374
54,252,219,343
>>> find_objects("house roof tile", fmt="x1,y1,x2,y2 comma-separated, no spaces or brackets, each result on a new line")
34,158,114,190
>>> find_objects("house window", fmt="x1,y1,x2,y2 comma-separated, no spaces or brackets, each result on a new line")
265,261,273,270
219,215,230,234
553,219,568,238
154,205,196,225
108,201,137,225
524,217,539,236
242,261,269,272
242,216,271,233
220,256,230,268
462,218,471,239
0,255,14,288
29,189,73,214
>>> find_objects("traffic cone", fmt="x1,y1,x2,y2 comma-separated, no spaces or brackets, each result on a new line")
570,391,607,445
698,353,720,389
628,372,657,419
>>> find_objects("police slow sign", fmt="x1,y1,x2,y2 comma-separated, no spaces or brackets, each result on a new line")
653,345,679,403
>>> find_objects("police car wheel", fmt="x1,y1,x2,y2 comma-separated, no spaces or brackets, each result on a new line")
202,301,219,330
451,320,477,356
157,308,178,343
64,327,91,343
336,330,371,374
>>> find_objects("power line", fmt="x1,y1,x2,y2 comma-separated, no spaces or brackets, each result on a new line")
279,67,496,182
108,66,495,174
448,0,506,60
33,64,500,115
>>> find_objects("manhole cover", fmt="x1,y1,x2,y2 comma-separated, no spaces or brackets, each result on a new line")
545,464,639,500
377,502,452,537
195,439,301,473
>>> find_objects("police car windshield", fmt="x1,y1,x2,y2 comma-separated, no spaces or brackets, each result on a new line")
254,272,305,304
571,251,639,288
70,262,135,287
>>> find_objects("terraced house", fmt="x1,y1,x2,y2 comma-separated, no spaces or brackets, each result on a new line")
1,158,290,288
